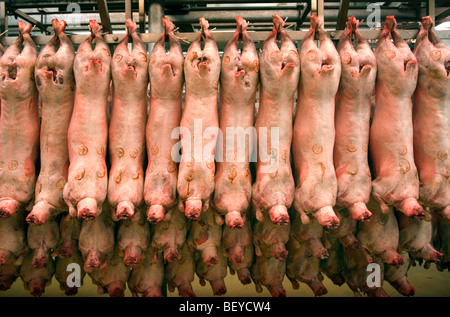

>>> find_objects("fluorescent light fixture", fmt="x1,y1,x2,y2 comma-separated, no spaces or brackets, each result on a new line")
435,22,450,30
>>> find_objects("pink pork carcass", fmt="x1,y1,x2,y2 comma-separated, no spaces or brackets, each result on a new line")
0,21,39,217
145,18,184,223
177,17,220,222
412,16,449,222
293,14,341,228
27,19,75,225
370,15,424,220
63,19,110,220
108,19,148,220
252,14,299,225
213,16,259,229
334,16,376,222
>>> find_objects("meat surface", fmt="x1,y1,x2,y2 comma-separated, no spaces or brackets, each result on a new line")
293,14,341,228
0,207,27,267
19,249,55,297
89,249,130,297
108,19,148,220
151,205,189,263
187,207,222,266
128,248,164,297
0,21,39,217
222,211,253,285
55,249,85,296
27,215,60,268
370,16,424,220
63,19,110,220
165,243,196,297
286,237,328,296
384,251,415,296
145,18,184,223
251,253,286,297
78,204,115,272
196,245,227,296
177,17,220,221
357,197,404,266
213,16,258,229
253,208,290,261
117,207,150,267
397,210,443,262
27,19,74,225
412,16,450,222
289,210,328,260
252,14,299,225
334,16,376,222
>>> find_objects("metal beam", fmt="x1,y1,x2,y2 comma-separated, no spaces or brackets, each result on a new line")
318,0,324,23
148,0,164,52
297,1,311,30
435,7,450,23
125,0,132,21
139,0,145,33
1,29,449,46
97,0,113,33
427,0,436,23
0,1,6,33
336,0,350,30
8,8,51,33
